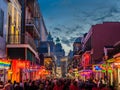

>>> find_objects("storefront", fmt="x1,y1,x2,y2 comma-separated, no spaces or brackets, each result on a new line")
79,70,93,81
9,60,30,82
0,59,11,82
38,67,50,79
112,57,120,86
92,64,103,80
92,63,113,85
105,57,120,86
29,65,41,80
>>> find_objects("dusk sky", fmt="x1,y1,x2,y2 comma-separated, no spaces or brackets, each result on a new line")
38,0,120,55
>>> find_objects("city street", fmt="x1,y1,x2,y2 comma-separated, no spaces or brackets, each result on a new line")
0,0,120,90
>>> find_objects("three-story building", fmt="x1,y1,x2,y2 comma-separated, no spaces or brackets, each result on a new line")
6,0,41,82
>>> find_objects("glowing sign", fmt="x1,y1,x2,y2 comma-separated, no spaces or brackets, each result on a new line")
80,70,92,76
93,64,113,73
17,60,30,68
82,52,91,67
93,65,102,72
94,66,102,70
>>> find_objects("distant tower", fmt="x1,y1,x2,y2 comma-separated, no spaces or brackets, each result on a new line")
47,32,53,41
55,37,62,52
55,37,65,66
56,37,60,44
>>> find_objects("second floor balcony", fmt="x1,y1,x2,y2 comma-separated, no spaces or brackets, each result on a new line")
26,19,40,39
7,33,37,51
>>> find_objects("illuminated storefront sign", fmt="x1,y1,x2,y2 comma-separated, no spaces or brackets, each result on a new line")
82,52,91,67
12,60,30,73
101,64,106,72
44,57,52,70
93,64,113,73
102,64,113,73
80,70,92,76
0,60,11,69
93,65,102,71
93,65,102,72
17,61,30,68
12,60,30,69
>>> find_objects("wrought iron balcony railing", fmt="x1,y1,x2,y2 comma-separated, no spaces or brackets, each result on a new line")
26,19,40,33
7,33,37,51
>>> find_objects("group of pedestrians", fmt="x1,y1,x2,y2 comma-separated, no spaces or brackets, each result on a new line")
0,78,115,90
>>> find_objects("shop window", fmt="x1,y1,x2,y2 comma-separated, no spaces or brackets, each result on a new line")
0,9,4,37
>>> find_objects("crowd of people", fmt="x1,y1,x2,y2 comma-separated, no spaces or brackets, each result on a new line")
0,78,116,90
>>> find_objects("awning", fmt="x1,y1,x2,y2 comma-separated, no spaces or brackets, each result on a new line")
106,58,115,63
106,57,120,63
114,57,120,63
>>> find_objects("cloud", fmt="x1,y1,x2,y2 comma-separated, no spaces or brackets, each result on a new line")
39,0,120,55
54,27,62,31
62,43,72,55
69,37,77,43
61,38,71,47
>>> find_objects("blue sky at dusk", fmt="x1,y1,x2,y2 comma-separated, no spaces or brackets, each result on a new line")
38,0,120,55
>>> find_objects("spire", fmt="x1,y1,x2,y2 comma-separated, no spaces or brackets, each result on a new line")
47,32,53,41
56,37,60,43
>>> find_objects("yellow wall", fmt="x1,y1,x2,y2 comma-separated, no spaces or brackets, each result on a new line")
8,0,21,44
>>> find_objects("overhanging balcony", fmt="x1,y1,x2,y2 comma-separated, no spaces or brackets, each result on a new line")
7,33,37,51
26,19,40,39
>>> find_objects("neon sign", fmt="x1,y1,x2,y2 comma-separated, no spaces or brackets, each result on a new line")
80,70,92,76
93,65,102,72
82,53,91,67
94,66,102,70
93,64,113,73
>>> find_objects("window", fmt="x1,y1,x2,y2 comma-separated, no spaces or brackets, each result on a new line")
0,9,4,37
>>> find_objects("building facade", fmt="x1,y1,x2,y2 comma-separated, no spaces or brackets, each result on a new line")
79,22,120,81
0,0,10,82
82,22,120,64
55,37,65,67
38,32,56,78
61,56,68,77
6,0,41,82
40,17,48,41
104,41,120,86
55,37,65,77
0,0,9,58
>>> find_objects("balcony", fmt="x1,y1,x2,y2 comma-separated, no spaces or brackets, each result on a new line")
25,32,37,51
7,33,37,51
25,19,40,39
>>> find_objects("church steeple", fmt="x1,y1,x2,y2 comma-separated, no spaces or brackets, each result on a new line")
56,37,60,44
47,32,53,41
